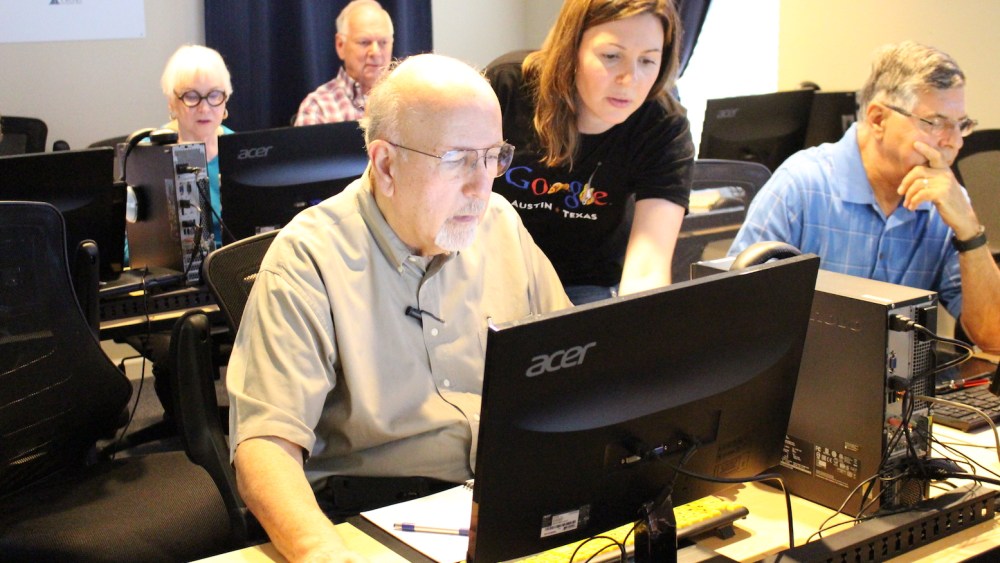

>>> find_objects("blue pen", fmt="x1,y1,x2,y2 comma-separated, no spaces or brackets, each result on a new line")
394,522,470,536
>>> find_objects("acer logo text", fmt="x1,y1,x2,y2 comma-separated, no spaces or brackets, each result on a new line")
526,342,596,377
238,146,273,160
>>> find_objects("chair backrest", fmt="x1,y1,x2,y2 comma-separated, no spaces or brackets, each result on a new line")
169,229,278,544
0,116,48,155
0,201,131,497
204,229,280,334
952,129,1000,256
673,158,772,281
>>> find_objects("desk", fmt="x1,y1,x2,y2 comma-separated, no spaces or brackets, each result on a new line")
201,425,1000,563
99,285,221,341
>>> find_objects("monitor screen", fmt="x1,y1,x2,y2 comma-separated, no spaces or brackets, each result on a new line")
699,89,816,172
0,147,125,282
468,254,820,562
803,91,859,148
218,122,369,243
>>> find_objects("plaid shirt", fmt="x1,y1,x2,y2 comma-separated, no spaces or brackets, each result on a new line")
294,67,366,125
729,124,964,318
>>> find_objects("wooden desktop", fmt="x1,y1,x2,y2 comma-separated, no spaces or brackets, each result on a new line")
195,424,1000,563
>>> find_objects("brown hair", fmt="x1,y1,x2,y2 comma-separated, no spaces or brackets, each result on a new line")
524,0,682,168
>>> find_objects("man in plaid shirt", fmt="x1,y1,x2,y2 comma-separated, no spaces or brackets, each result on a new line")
294,0,394,125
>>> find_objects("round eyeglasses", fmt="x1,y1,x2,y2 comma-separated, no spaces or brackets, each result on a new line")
884,103,978,138
175,89,228,108
385,141,515,178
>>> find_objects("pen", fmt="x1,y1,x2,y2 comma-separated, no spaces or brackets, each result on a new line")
394,522,470,536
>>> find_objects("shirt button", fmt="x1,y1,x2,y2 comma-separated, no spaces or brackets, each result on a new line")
430,328,439,337
442,379,451,388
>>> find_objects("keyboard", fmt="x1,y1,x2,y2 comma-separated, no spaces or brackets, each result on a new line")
933,383,1000,432
517,496,748,563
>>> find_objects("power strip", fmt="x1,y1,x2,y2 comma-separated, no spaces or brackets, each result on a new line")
762,484,997,562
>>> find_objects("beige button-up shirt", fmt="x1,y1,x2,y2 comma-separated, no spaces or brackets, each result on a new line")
227,171,571,485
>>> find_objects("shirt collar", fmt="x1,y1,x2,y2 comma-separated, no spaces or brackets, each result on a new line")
337,66,366,111
355,168,454,275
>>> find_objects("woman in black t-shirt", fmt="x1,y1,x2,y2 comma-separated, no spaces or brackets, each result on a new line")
487,0,694,305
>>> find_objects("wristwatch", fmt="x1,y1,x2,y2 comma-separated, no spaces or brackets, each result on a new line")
952,225,988,253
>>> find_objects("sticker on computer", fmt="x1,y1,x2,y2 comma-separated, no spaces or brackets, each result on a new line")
813,445,860,487
779,435,814,474
540,505,590,538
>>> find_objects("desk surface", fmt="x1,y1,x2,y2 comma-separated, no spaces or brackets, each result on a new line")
199,424,1000,563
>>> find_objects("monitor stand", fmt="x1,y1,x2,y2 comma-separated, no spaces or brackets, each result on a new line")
634,496,678,563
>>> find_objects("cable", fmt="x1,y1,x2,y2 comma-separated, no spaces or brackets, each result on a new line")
664,461,795,550
188,164,237,244
917,394,1000,465
106,270,154,460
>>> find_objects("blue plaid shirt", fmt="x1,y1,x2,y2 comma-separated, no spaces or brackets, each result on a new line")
729,123,963,318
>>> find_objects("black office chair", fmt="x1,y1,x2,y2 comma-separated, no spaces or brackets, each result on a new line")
169,229,279,546
672,158,772,282
0,201,235,562
0,115,47,155
952,129,1000,260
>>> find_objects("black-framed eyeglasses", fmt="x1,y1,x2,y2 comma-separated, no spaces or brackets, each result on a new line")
175,89,228,108
385,141,515,178
884,103,977,138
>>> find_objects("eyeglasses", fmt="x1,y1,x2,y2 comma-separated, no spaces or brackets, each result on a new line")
884,103,977,138
175,89,228,108
385,141,515,178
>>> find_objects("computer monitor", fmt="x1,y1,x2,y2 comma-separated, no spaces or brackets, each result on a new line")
218,121,369,243
804,91,859,148
0,147,125,281
699,89,816,172
468,254,820,562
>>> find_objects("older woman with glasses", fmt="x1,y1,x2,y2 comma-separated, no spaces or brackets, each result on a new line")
161,44,234,246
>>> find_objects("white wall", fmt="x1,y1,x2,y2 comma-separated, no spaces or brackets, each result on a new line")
0,0,205,150
3,0,999,152
778,0,1000,129
430,0,561,68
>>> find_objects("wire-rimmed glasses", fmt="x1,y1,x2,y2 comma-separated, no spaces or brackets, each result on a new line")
385,141,515,178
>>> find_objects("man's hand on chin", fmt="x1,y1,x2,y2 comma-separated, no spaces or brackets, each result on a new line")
898,141,979,237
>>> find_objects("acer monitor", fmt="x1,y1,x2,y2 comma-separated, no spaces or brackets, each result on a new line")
218,121,369,243
468,254,820,563
699,89,816,172
803,91,859,148
0,147,125,281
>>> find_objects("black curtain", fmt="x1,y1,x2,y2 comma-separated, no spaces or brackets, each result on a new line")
205,0,708,133
205,0,432,133
677,0,711,77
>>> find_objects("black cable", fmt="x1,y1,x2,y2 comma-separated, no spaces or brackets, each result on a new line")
570,534,627,563
664,462,795,550
107,270,153,460
191,166,236,243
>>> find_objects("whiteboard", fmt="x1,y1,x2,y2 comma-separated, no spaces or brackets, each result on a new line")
0,0,146,44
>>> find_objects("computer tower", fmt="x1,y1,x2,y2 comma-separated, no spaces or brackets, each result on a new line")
125,142,211,284
692,258,936,515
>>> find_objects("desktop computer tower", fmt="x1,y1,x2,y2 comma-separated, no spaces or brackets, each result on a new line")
692,259,936,515
125,142,211,284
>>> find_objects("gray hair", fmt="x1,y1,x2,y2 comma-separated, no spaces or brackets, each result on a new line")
336,0,390,35
858,41,964,119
